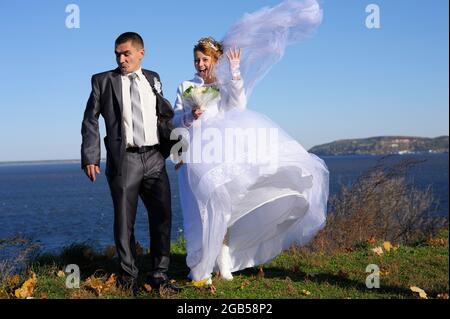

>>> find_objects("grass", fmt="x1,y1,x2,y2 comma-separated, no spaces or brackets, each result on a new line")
1,230,448,299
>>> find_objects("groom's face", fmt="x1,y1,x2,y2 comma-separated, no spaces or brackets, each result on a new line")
115,41,145,75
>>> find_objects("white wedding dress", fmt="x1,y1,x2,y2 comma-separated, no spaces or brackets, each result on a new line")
173,0,329,282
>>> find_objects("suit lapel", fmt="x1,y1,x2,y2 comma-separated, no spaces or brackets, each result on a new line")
111,68,123,115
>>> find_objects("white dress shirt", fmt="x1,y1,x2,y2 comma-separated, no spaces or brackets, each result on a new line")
121,68,159,147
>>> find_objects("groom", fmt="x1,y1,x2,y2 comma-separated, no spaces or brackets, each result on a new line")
81,32,180,295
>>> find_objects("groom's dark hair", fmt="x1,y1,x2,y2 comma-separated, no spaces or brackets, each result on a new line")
115,32,144,49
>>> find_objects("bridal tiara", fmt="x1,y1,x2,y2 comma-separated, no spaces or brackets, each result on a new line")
208,43,218,51
199,38,219,52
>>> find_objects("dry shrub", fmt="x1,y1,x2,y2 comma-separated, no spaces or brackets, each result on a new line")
0,236,40,288
310,157,448,253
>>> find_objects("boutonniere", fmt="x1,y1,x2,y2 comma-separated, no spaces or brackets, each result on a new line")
153,77,162,94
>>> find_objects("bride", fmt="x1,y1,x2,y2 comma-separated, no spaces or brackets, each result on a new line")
172,0,329,284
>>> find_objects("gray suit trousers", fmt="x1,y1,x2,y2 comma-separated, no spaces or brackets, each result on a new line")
107,148,171,279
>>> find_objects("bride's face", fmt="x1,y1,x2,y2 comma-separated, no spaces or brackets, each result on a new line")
194,51,215,80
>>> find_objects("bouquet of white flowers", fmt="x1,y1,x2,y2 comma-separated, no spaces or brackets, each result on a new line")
182,85,220,111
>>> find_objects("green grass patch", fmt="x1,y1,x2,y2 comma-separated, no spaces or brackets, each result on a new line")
1,231,448,299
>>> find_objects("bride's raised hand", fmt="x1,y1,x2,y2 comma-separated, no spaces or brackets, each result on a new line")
226,47,242,80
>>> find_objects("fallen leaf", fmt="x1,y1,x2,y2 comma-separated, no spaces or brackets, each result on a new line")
209,284,217,295
437,293,449,299
367,237,377,245
379,270,390,277
427,238,448,247
144,284,153,293
70,289,87,299
371,246,383,256
84,276,105,296
410,286,428,299
105,273,117,289
191,279,209,287
14,272,37,299
302,289,311,296
0,289,9,299
57,271,65,278
240,280,251,290
383,241,393,252
6,274,21,288
285,277,295,294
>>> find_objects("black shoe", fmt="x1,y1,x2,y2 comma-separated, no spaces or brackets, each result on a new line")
146,271,168,288
160,282,183,293
117,275,140,297
146,272,182,293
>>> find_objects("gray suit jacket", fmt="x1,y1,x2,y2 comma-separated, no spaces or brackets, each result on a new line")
81,68,176,177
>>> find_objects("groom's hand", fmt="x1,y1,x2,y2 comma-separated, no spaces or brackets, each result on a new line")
84,164,101,182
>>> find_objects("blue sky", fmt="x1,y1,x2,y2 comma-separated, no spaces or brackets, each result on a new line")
0,0,448,161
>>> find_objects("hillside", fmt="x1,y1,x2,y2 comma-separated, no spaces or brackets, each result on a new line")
309,136,449,156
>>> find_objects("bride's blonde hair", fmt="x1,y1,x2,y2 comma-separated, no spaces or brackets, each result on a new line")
194,37,223,62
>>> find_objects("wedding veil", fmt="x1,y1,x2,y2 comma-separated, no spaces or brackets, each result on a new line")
215,0,323,101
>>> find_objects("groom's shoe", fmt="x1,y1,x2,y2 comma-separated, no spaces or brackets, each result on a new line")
117,274,140,297
146,272,182,293
160,282,183,294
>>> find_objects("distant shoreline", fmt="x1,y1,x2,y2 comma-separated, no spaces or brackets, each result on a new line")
0,153,448,167
309,136,449,156
0,159,103,166
2,136,448,165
